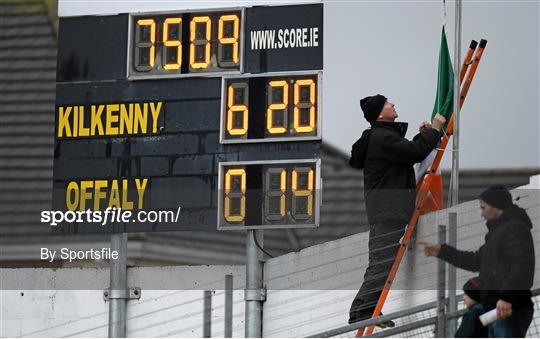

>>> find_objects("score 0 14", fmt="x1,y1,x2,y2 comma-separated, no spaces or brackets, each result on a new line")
218,160,321,230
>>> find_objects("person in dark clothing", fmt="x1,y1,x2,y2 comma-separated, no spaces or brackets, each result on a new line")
455,277,489,337
420,186,535,337
348,94,446,325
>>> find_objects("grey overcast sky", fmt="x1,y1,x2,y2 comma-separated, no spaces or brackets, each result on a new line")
322,1,539,169
59,0,540,169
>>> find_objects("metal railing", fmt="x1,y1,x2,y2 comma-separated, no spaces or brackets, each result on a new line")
307,289,540,338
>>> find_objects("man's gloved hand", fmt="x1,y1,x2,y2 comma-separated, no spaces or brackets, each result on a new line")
432,113,447,132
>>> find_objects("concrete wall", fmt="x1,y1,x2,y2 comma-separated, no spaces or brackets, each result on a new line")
2,177,539,337
1,266,246,337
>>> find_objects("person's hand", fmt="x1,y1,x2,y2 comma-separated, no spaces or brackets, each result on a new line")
432,113,446,132
418,241,441,257
496,299,512,320
419,121,432,133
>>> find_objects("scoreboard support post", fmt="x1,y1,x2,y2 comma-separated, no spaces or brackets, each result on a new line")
108,233,128,338
245,230,265,337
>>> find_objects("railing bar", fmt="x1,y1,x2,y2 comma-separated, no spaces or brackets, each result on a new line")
366,317,437,338
306,301,437,338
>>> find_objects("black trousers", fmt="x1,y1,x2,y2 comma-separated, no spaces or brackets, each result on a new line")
349,220,406,324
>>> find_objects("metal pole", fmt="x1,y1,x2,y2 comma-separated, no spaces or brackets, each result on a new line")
225,274,233,338
108,233,128,338
447,212,458,336
450,0,462,207
436,225,447,338
245,230,264,337
448,0,461,331
203,290,212,338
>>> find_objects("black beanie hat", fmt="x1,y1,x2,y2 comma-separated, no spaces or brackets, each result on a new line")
479,185,513,210
463,277,480,302
360,94,387,124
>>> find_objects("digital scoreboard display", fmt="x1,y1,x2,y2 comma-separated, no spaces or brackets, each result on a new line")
221,72,321,143
54,3,323,233
129,9,243,78
218,159,321,230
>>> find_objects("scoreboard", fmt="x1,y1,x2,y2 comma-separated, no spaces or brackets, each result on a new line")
53,3,323,233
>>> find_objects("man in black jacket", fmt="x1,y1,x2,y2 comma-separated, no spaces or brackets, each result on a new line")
348,94,446,324
420,186,535,337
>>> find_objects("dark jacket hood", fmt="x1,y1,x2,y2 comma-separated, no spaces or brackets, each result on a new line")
487,204,533,230
349,128,371,169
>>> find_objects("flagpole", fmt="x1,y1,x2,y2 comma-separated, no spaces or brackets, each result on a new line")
448,0,462,336
450,1,461,207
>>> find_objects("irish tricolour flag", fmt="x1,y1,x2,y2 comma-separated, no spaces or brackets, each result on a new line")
414,27,454,211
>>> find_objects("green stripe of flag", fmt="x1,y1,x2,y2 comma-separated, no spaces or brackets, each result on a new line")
431,27,454,134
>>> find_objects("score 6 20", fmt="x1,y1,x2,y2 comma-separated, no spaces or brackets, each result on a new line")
220,72,322,143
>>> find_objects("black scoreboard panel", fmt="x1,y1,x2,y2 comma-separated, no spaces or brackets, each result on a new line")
53,4,323,234
244,4,322,73
56,14,129,82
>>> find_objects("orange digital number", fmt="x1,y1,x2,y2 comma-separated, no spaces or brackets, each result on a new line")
163,17,182,70
264,168,287,221
226,84,248,136
292,168,314,217
218,14,240,65
293,79,316,133
224,169,246,223
278,170,286,216
190,16,211,69
135,19,156,70
267,80,288,134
